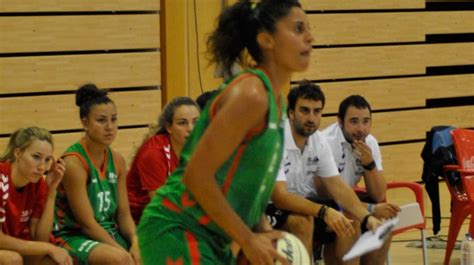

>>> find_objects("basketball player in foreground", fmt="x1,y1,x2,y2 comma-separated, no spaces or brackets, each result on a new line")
138,0,314,264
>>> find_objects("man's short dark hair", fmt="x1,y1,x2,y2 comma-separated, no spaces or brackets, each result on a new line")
196,89,219,110
287,80,325,114
338,95,372,120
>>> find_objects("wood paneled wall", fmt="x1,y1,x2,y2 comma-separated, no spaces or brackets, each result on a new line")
0,1,161,161
297,1,474,182
160,0,223,104
1,0,473,181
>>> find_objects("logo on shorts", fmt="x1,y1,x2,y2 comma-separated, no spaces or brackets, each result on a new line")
267,215,278,227
78,240,99,252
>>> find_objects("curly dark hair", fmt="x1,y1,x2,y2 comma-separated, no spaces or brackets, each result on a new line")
76,83,113,119
207,0,302,77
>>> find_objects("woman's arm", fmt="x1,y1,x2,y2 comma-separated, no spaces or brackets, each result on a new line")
31,158,66,241
0,229,53,256
0,229,71,264
62,156,123,249
183,77,284,264
255,214,273,233
29,194,55,242
115,152,141,264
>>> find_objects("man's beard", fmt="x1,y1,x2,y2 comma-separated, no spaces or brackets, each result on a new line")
341,127,354,144
294,120,317,137
341,126,366,144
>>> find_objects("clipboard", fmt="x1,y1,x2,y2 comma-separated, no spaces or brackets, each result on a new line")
343,217,399,261
393,203,424,230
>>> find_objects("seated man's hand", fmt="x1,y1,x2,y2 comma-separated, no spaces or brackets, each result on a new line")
324,208,355,237
373,203,400,219
366,215,382,232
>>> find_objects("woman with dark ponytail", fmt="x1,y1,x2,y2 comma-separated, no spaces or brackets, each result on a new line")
53,84,141,265
138,1,313,264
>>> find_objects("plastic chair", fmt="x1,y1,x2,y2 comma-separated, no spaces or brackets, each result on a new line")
386,182,427,265
443,128,474,265
355,182,428,265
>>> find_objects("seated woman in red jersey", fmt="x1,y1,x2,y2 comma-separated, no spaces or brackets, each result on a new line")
0,127,72,265
126,96,200,224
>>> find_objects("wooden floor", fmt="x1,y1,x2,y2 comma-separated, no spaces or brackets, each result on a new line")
383,181,469,265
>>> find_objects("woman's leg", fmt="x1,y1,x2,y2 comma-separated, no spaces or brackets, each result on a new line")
0,250,22,265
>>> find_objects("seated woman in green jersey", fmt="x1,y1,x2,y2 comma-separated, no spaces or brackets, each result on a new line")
126,97,200,224
137,1,314,264
53,84,140,265
0,127,72,265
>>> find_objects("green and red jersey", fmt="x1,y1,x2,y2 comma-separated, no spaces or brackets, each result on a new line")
139,68,285,246
53,139,119,235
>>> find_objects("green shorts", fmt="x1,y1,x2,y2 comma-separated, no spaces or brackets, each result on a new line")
139,226,234,265
54,229,129,264
138,195,237,265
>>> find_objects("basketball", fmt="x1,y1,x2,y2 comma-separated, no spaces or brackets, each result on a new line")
236,232,310,265
275,232,310,265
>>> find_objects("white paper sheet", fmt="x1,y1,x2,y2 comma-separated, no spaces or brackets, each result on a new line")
343,217,399,261
393,203,423,230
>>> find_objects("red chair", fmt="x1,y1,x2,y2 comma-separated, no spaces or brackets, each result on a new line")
443,128,474,265
355,181,427,265
386,182,427,265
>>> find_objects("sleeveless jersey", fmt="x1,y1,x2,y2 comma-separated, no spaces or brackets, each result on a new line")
53,140,119,234
139,68,285,245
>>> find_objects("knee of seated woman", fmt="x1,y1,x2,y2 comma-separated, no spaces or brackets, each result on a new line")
89,245,132,265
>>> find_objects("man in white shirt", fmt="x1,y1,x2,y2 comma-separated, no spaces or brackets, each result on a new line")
267,82,386,265
322,95,399,265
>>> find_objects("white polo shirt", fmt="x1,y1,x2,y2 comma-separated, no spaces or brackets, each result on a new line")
321,122,383,188
276,119,339,198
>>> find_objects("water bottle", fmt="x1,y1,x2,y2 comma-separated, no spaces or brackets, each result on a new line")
461,233,474,265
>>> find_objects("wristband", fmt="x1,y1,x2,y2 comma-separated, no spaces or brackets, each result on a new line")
368,203,374,213
363,160,376,171
318,205,328,220
361,214,372,233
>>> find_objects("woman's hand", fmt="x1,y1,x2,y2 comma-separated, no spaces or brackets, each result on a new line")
46,158,66,191
48,245,73,265
129,242,141,265
240,231,289,265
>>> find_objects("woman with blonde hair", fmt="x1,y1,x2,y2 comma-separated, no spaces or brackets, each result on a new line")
126,96,200,224
0,127,72,265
